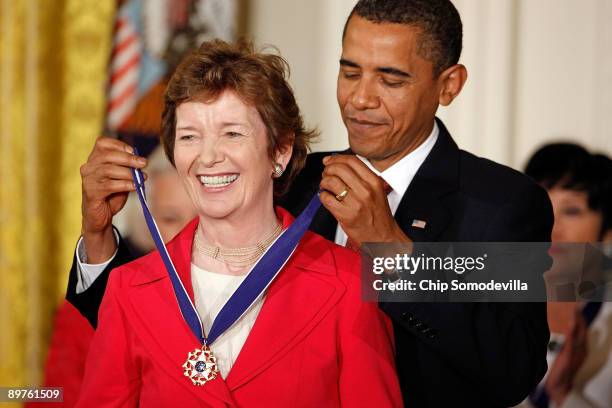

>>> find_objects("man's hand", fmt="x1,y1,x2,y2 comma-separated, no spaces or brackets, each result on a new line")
319,155,410,247
80,137,147,263
545,306,588,406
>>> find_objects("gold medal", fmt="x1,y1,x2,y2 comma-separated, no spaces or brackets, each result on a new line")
182,345,219,386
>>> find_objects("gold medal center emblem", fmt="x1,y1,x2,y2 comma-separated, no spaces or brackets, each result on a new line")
182,345,220,386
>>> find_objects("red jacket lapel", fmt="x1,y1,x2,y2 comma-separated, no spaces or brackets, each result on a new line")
225,225,346,390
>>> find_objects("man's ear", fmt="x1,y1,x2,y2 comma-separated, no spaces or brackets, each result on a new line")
438,64,468,107
273,134,294,172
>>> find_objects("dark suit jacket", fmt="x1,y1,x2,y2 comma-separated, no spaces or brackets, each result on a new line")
283,119,553,407
67,118,553,407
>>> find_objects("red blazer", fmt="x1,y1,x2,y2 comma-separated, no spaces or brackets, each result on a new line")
76,208,402,407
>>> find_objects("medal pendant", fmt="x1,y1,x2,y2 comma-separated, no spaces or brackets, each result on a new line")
182,345,219,386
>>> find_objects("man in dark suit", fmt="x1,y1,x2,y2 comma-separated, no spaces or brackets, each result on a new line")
68,0,553,406
285,3,552,404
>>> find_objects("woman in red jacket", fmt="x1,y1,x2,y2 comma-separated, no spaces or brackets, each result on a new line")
76,39,402,407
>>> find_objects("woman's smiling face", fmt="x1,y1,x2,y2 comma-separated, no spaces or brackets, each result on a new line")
173,90,285,221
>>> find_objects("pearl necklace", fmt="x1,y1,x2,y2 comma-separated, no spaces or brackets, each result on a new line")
193,223,283,268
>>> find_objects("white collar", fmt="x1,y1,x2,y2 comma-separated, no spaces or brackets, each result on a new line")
356,121,439,199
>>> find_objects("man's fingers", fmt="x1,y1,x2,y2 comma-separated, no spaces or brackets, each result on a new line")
320,190,345,216
88,137,146,169
95,136,135,154
323,163,371,197
87,148,147,170
323,157,387,198
320,175,350,197
92,165,137,182
323,154,382,185
88,137,133,161
85,179,136,200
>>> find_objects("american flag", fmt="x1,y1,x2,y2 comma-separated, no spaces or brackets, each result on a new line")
105,0,166,133
106,6,142,132
105,0,236,133
411,219,427,229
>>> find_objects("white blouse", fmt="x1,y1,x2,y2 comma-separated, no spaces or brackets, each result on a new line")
190,263,265,378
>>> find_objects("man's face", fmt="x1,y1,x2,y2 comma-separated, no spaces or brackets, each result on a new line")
337,15,443,171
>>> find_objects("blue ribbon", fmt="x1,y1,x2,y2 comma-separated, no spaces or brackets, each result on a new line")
130,151,321,345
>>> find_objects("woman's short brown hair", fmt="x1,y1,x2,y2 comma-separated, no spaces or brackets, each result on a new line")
161,39,317,199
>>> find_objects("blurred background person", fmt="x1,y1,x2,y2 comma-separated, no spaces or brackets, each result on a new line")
520,143,612,408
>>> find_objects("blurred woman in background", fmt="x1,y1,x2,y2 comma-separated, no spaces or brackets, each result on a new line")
523,143,612,408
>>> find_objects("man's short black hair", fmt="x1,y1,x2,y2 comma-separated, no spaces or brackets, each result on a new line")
525,143,612,235
343,0,463,76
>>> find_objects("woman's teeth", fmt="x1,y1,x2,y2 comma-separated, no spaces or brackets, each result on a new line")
199,174,238,187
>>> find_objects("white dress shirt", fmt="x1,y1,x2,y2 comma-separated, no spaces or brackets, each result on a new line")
334,121,439,246
191,263,264,378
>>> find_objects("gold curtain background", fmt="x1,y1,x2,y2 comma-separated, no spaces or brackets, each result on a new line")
0,0,114,396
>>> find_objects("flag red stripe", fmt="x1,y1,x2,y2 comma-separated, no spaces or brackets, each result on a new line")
108,83,138,112
115,17,126,31
106,14,141,131
110,34,139,59
110,54,140,83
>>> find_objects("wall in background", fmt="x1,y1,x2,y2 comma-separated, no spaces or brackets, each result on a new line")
247,0,354,153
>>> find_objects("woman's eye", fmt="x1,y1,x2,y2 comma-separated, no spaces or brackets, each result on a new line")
226,132,242,138
178,134,195,141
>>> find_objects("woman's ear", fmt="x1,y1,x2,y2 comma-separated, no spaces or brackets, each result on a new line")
273,134,294,175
